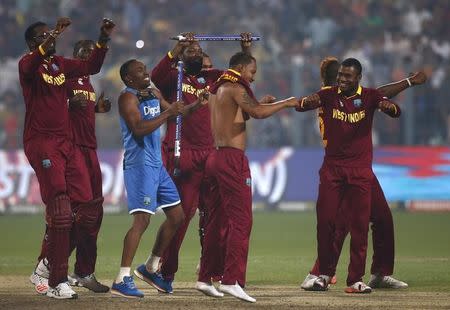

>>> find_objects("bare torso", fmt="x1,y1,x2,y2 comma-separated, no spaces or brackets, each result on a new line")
210,82,247,150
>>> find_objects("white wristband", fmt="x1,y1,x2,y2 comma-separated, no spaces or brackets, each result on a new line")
406,78,412,87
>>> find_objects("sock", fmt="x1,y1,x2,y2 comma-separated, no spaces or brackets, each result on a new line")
145,253,160,273
115,267,131,283
36,258,50,278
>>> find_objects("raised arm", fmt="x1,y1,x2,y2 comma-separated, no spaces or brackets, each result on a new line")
377,71,427,99
63,19,115,79
230,84,298,119
151,33,194,90
19,17,71,79
119,92,184,137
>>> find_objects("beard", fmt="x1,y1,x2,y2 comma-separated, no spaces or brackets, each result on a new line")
184,57,203,75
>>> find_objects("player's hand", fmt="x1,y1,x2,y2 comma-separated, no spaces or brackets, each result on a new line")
100,18,115,37
53,17,71,36
259,95,276,104
97,18,115,47
69,93,88,109
378,100,396,113
240,32,252,50
199,90,210,105
409,71,427,86
171,32,196,59
169,100,185,116
96,92,111,113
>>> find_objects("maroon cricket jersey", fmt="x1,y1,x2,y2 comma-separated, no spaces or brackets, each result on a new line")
316,85,399,168
151,53,222,149
18,46,107,143
67,76,97,148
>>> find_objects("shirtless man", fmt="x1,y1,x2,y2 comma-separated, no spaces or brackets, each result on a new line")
197,52,298,302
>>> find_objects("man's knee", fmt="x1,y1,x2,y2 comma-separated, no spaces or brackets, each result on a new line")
132,212,151,232
74,197,104,228
46,195,73,230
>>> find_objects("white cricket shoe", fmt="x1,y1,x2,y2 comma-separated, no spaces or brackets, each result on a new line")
46,282,78,299
345,281,372,294
368,274,408,289
195,281,224,297
218,282,256,303
30,272,49,295
301,273,318,290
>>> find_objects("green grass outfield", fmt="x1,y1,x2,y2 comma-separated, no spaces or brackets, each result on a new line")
1,211,449,291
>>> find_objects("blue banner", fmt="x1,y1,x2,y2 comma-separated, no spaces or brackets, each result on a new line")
1,147,450,213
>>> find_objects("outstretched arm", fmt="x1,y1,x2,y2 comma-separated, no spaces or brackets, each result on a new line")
377,71,427,99
295,94,323,112
230,84,298,119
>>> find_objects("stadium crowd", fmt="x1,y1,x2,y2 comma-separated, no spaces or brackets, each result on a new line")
1,0,449,149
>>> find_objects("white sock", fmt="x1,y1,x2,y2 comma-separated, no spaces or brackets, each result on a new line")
145,253,160,273
115,267,131,283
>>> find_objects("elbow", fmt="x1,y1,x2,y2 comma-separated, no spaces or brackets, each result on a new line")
250,110,268,119
130,127,144,138
251,112,265,119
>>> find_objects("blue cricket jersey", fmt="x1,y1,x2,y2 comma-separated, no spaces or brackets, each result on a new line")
119,87,162,168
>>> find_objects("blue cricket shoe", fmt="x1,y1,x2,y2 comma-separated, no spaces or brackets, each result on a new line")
134,264,173,293
111,276,144,298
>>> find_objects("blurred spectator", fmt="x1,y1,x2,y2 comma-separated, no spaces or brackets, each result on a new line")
1,0,448,148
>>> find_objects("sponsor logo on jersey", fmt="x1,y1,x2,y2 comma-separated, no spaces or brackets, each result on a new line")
143,105,160,117
353,98,362,108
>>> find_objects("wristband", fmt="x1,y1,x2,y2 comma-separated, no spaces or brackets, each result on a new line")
300,97,306,109
391,104,398,115
406,77,412,87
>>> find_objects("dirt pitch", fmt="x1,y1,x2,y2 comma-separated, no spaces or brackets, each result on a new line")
1,276,450,310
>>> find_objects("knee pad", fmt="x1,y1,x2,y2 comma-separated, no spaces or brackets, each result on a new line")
46,195,73,230
74,197,104,228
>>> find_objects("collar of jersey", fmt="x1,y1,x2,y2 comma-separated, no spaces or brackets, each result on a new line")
338,85,362,98
228,69,242,76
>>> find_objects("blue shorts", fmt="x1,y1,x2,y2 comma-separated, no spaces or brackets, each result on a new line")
124,164,180,214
